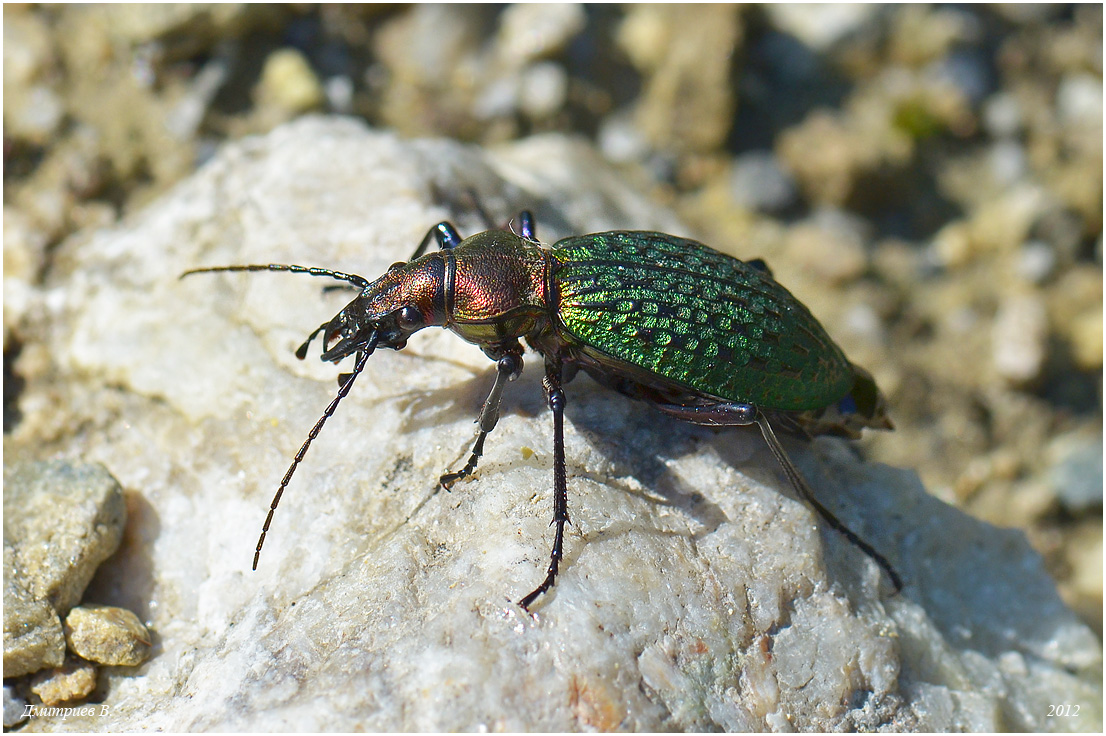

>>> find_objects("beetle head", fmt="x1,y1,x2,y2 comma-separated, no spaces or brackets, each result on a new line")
302,257,448,363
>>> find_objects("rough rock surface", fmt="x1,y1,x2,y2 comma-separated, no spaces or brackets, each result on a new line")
3,462,126,614
64,605,151,667
28,657,98,707
3,542,65,678
3,461,126,678
6,117,1100,731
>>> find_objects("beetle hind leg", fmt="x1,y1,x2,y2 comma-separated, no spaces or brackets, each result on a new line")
753,414,903,591
648,396,902,591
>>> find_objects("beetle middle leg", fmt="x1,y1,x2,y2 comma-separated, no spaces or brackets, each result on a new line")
440,352,524,488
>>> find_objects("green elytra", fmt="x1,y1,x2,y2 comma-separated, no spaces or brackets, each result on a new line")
552,231,854,411
182,212,897,611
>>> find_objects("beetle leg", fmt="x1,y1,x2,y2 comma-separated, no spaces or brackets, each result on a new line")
753,413,903,592
439,353,524,488
515,211,537,242
648,400,757,426
519,358,569,611
649,397,901,590
321,283,360,295
409,221,463,260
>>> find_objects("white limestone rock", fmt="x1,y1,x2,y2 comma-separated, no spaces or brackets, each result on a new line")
8,117,1100,731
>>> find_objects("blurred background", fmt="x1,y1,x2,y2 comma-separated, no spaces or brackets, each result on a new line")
4,4,1101,633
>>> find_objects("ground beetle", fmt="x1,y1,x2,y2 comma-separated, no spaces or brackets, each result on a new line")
183,212,900,610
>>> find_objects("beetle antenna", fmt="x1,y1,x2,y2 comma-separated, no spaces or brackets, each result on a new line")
181,264,370,290
754,414,903,591
253,336,376,570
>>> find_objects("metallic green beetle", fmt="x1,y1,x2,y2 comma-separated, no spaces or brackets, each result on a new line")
183,212,898,610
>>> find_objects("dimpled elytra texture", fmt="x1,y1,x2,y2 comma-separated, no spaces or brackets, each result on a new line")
551,231,853,411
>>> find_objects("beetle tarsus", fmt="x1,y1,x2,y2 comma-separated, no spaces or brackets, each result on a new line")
440,433,486,489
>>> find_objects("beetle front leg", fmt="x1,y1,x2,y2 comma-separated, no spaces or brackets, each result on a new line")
519,358,569,611
409,221,463,261
440,352,524,488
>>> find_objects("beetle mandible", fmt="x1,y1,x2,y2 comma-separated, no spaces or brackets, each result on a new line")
182,212,900,610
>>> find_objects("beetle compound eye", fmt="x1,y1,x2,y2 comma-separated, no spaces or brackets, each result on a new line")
398,305,423,329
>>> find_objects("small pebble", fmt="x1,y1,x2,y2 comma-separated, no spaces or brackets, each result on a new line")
786,208,870,283
1066,525,1103,604
497,3,586,66
3,554,67,677
1068,308,1103,372
598,109,650,163
9,85,64,143
616,5,669,70
765,4,876,51
3,461,126,614
1056,73,1103,128
64,605,151,667
324,75,354,114
843,303,884,342
983,92,1023,138
257,48,324,113
729,150,797,213
1016,240,1056,284
3,683,28,728
29,657,98,706
931,221,972,268
991,294,1048,385
474,75,518,120
519,62,568,118
1048,435,1103,512
989,140,1027,187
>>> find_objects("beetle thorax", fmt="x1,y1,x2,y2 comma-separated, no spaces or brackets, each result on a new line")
446,230,551,347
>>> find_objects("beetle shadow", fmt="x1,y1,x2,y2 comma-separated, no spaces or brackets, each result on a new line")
370,359,1098,674
708,429,893,595
558,379,734,537
387,361,517,434
389,364,731,538
425,179,577,244
383,360,915,601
